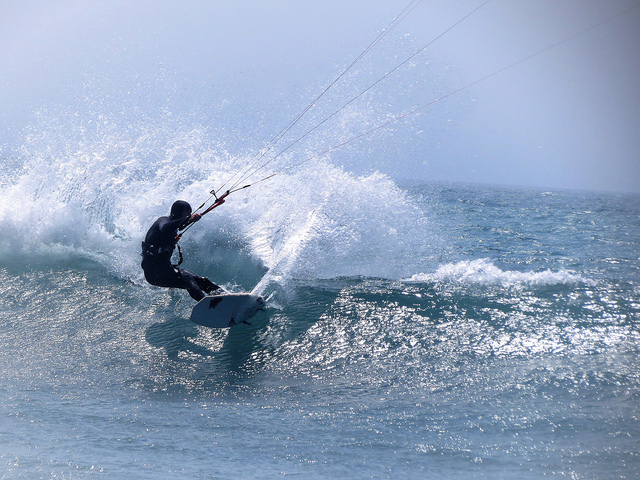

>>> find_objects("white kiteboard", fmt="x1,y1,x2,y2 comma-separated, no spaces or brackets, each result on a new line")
190,293,265,328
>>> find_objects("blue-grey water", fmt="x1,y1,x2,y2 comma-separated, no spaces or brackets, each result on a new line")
1,125,639,479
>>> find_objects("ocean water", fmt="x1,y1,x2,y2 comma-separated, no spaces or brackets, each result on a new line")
1,126,639,479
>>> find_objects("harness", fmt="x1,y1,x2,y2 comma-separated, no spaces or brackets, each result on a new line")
141,241,184,266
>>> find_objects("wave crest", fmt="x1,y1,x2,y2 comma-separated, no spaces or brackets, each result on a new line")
0,112,438,291
405,258,593,287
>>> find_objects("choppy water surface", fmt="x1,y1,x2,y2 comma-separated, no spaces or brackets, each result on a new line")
1,159,638,478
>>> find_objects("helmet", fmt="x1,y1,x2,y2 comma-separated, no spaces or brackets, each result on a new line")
170,200,192,220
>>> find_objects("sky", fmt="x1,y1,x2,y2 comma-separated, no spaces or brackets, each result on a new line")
1,0,639,193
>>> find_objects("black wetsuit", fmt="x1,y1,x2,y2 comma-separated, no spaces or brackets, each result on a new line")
141,214,219,301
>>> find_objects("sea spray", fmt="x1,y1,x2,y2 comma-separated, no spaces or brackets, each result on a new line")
245,163,441,299
0,111,439,294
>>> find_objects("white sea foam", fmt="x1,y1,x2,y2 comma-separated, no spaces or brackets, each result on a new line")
405,258,593,287
0,111,437,290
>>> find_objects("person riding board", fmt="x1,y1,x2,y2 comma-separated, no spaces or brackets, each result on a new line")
141,200,222,301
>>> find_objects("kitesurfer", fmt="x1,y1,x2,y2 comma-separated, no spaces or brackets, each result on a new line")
141,200,222,301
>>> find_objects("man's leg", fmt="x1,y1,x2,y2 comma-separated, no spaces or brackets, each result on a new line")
195,276,224,295
175,268,207,301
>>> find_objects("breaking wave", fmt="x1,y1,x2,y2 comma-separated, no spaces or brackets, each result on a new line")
404,258,593,287
0,110,439,296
